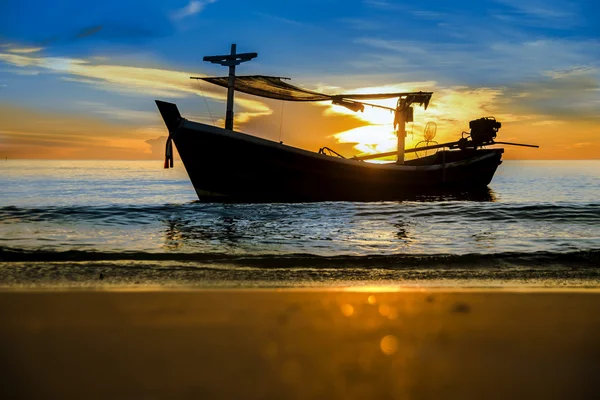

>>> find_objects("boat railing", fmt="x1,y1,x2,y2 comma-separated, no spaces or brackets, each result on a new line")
318,147,346,159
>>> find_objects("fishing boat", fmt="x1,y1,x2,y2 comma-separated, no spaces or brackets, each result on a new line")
156,44,537,202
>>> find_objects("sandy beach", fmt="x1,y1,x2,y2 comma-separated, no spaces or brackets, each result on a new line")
2,289,600,399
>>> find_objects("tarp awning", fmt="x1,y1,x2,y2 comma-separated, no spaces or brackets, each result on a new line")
196,75,433,107
200,75,330,102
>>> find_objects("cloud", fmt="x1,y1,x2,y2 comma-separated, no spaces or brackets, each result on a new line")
492,0,581,28
0,104,164,159
353,36,600,88
503,68,600,120
0,2,174,46
76,25,103,39
75,101,160,124
0,50,269,110
171,0,217,21
411,11,445,20
338,18,380,31
255,12,305,27
0,49,278,143
362,1,398,10
6,46,44,54
145,136,172,159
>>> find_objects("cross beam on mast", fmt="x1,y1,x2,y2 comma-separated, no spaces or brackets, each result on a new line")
200,44,257,130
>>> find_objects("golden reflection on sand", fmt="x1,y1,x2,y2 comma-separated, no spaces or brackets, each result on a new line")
2,290,600,399
380,335,399,356
340,303,355,317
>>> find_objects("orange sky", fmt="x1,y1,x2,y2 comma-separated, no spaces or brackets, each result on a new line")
0,47,598,160
1,0,599,160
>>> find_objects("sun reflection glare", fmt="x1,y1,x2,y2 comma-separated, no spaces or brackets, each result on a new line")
328,84,508,157
341,303,355,317
378,304,398,320
331,102,434,157
380,335,398,356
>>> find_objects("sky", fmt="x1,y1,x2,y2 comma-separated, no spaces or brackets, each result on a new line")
0,0,598,160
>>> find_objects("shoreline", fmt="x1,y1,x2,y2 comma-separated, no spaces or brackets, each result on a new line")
1,259,600,288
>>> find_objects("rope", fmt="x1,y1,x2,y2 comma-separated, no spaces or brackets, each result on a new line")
195,80,216,126
164,134,174,169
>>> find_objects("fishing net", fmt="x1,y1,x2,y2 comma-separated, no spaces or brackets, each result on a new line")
199,75,433,106
201,75,330,101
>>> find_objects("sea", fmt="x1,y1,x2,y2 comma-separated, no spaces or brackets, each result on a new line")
1,159,599,287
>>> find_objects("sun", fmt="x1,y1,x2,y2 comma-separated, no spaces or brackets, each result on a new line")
330,99,430,157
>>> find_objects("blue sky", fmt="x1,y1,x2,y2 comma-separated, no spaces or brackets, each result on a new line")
0,0,598,159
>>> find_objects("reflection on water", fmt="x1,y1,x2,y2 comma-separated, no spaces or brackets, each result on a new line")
1,160,599,256
165,215,244,251
147,198,600,256
392,187,497,203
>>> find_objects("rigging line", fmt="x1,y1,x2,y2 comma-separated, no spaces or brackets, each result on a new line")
195,80,216,126
278,100,285,143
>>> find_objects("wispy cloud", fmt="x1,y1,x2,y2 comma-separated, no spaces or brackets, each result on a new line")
492,0,581,28
354,37,600,85
0,104,162,159
504,67,600,119
412,10,445,20
255,12,305,27
75,101,160,124
6,46,44,54
495,0,577,18
0,49,275,136
338,18,380,31
362,0,398,10
171,0,217,21
76,25,103,39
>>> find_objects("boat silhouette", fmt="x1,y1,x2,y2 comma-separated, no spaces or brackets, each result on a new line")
156,44,537,202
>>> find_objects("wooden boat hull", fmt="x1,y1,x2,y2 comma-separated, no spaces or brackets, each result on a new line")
157,101,503,202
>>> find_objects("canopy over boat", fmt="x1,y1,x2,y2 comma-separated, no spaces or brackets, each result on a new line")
194,75,432,109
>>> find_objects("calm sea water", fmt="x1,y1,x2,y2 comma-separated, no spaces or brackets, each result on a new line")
1,159,599,286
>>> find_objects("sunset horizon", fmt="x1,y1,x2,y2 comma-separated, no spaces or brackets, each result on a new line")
1,0,598,160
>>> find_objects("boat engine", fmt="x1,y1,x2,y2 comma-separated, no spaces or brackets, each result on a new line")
469,117,501,146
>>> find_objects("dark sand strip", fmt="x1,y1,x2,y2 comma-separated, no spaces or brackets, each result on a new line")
1,289,600,399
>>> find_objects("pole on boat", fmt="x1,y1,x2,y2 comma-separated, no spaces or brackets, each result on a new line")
396,107,406,165
203,44,258,131
394,99,413,165
393,93,430,164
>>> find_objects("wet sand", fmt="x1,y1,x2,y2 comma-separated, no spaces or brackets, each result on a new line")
2,289,600,399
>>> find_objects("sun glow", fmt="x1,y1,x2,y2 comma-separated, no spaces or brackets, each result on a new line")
330,99,434,157
328,85,513,157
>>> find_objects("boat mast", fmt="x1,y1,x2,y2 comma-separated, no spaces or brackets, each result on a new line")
203,44,258,130
395,98,413,165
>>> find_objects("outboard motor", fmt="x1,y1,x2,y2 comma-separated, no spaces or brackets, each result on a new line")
469,117,501,146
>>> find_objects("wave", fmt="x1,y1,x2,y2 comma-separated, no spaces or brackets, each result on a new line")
2,202,600,225
1,246,599,268
354,203,600,223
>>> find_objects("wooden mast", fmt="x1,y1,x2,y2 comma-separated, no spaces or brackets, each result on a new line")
396,105,406,165
203,44,257,130
395,98,412,165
